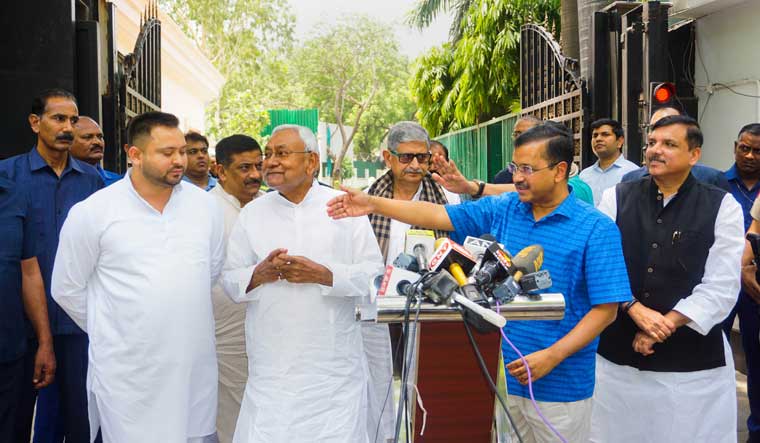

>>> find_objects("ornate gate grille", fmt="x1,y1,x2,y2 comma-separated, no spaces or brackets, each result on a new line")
520,24,591,166
104,1,161,173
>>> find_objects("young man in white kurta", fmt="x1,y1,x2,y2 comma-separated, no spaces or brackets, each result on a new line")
221,125,383,443
51,112,225,443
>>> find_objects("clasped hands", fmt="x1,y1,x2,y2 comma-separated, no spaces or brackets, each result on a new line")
250,248,333,289
627,302,677,356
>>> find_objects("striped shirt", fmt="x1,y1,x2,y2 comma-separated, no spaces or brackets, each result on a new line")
446,191,631,402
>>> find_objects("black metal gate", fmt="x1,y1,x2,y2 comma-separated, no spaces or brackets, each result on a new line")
103,1,162,173
520,24,592,167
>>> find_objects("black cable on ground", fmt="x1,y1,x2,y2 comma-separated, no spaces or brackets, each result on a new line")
460,311,524,443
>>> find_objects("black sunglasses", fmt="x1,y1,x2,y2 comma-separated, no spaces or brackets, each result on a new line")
389,150,432,164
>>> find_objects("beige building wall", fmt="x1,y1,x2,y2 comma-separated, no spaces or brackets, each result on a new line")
109,0,224,134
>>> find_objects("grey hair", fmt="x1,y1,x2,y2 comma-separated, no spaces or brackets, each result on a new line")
271,124,319,153
517,115,542,124
387,121,430,151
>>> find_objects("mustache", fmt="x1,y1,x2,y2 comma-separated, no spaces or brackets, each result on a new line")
515,182,529,190
403,168,424,174
648,156,665,163
244,178,261,186
56,133,74,142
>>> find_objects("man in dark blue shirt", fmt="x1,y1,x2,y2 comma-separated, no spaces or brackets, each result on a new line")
725,123,760,442
0,174,56,439
621,162,730,191
70,117,121,185
0,89,103,443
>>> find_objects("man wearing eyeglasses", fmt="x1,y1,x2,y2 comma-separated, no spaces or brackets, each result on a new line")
327,123,631,442
221,124,383,442
208,134,264,443
183,132,217,191
591,116,743,442
725,123,760,442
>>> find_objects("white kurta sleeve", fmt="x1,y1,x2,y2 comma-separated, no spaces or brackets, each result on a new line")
320,216,384,298
208,200,226,286
673,194,744,335
597,186,618,220
221,212,262,303
51,202,100,332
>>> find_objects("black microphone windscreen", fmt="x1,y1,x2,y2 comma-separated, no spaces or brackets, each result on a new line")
481,234,497,242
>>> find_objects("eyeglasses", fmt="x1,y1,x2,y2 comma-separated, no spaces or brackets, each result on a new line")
263,150,310,160
737,144,760,156
388,150,432,164
507,162,558,177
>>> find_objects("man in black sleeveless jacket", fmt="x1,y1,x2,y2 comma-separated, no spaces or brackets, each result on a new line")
589,115,745,442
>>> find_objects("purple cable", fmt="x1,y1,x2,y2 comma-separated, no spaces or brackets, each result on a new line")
496,302,568,443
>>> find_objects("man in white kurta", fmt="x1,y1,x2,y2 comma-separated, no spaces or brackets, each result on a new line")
51,112,225,443
221,124,383,443
208,134,266,443
590,115,743,443
363,122,461,442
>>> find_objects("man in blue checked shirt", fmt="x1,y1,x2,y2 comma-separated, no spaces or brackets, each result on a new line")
327,122,632,442
0,88,103,443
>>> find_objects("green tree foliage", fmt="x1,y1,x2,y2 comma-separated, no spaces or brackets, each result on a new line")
160,0,297,138
406,0,474,42
291,15,413,182
350,69,417,161
409,44,457,135
409,0,560,136
162,3,414,177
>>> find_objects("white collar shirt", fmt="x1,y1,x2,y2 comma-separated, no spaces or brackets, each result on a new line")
51,174,225,442
579,153,640,206
207,184,264,442
592,186,743,441
221,180,383,442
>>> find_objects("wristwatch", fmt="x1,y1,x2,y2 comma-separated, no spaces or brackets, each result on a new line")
471,179,486,199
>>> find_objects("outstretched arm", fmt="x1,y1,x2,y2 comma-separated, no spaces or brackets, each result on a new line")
326,186,455,231
431,154,515,196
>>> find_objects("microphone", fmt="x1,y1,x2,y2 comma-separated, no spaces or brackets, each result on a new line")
475,244,548,303
392,253,420,273
452,293,506,328
375,265,424,297
429,238,505,329
511,244,544,282
423,270,460,304
405,230,436,272
397,270,459,304
428,238,477,285
474,242,518,287
463,234,500,274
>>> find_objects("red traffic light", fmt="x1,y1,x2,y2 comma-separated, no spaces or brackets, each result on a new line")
653,83,675,104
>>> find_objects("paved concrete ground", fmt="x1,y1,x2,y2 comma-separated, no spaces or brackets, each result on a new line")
392,366,752,442
739,371,750,443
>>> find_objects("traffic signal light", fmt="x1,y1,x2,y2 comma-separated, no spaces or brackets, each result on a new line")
649,82,677,117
